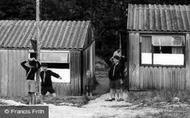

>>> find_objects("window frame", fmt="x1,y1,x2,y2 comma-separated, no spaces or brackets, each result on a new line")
28,50,71,83
139,34,186,67
41,62,71,83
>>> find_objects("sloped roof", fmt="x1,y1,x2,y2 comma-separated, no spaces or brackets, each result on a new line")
0,20,92,49
127,4,190,31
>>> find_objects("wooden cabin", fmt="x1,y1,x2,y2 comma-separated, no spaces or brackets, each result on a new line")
127,4,190,90
0,20,95,97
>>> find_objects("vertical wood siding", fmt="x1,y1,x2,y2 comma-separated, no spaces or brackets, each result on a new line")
0,49,83,97
186,33,190,89
0,49,28,97
82,42,95,94
53,51,81,96
91,42,95,76
128,32,190,90
82,47,90,92
139,66,186,89
129,33,140,90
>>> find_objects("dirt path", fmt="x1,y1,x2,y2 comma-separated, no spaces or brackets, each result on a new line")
49,94,161,118
1,93,190,118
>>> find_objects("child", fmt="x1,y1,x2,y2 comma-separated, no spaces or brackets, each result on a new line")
111,49,125,101
40,64,62,99
106,56,123,101
21,58,41,104
85,70,93,97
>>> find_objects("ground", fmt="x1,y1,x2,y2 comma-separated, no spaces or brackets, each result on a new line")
1,91,190,118
48,94,160,118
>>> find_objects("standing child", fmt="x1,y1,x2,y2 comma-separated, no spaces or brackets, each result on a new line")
21,58,41,104
40,64,62,100
110,49,125,101
106,55,123,101
85,70,93,97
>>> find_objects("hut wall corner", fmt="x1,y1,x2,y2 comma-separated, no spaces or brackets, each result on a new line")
128,32,140,90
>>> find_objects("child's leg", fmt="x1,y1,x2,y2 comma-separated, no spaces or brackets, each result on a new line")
31,92,35,104
27,80,34,104
119,88,123,99
123,90,129,101
28,92,32,104
28,92,35,104
85,85,88,96
89,86,93,97
115,89,120,100
48,87,56,98
89,92,93,97
110,88,115,99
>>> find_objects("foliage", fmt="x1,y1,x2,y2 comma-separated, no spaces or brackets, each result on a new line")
0,0,190,62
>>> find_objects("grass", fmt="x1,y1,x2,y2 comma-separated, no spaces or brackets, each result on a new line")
0,95,91,107
126,89,190,118
43,95,90,107
127,89,190,105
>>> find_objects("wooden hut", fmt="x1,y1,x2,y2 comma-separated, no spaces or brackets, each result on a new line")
0,20,95,97
127,4,190,90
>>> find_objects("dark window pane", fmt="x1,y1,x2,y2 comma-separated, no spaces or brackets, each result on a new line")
41,63,69,69
161,46,172,53
153,46,160,53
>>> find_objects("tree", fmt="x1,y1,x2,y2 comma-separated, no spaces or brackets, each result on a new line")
0,0,190,62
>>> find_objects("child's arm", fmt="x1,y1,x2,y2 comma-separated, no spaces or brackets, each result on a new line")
50,71,62,79
21,61,29,71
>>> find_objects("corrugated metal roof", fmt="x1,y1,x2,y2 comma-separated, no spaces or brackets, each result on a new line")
0,20,91,49
127,4,190,31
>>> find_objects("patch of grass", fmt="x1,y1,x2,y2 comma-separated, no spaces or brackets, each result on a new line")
0,95,91,107
145,110,190,118
127,89,190,107
44,95,90,107
0,96,28,105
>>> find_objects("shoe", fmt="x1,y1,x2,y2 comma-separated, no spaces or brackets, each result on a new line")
105,98,115,101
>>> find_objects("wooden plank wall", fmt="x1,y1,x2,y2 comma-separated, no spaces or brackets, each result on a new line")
186,33,190,89
53,51,81,96
0,49,28,97
82,47,90,93
128,32,190,90
82,42,95,94
128,32,140,90
0,49,82,97
139,66,186,89
91,42,95,77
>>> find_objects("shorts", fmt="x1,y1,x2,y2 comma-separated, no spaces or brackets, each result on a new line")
41,86,55,95
26,80,36,93
110,79,121,89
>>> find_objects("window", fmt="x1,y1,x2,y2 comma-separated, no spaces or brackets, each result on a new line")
140,35,185,66
29,50,70,83
41,63,70,83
